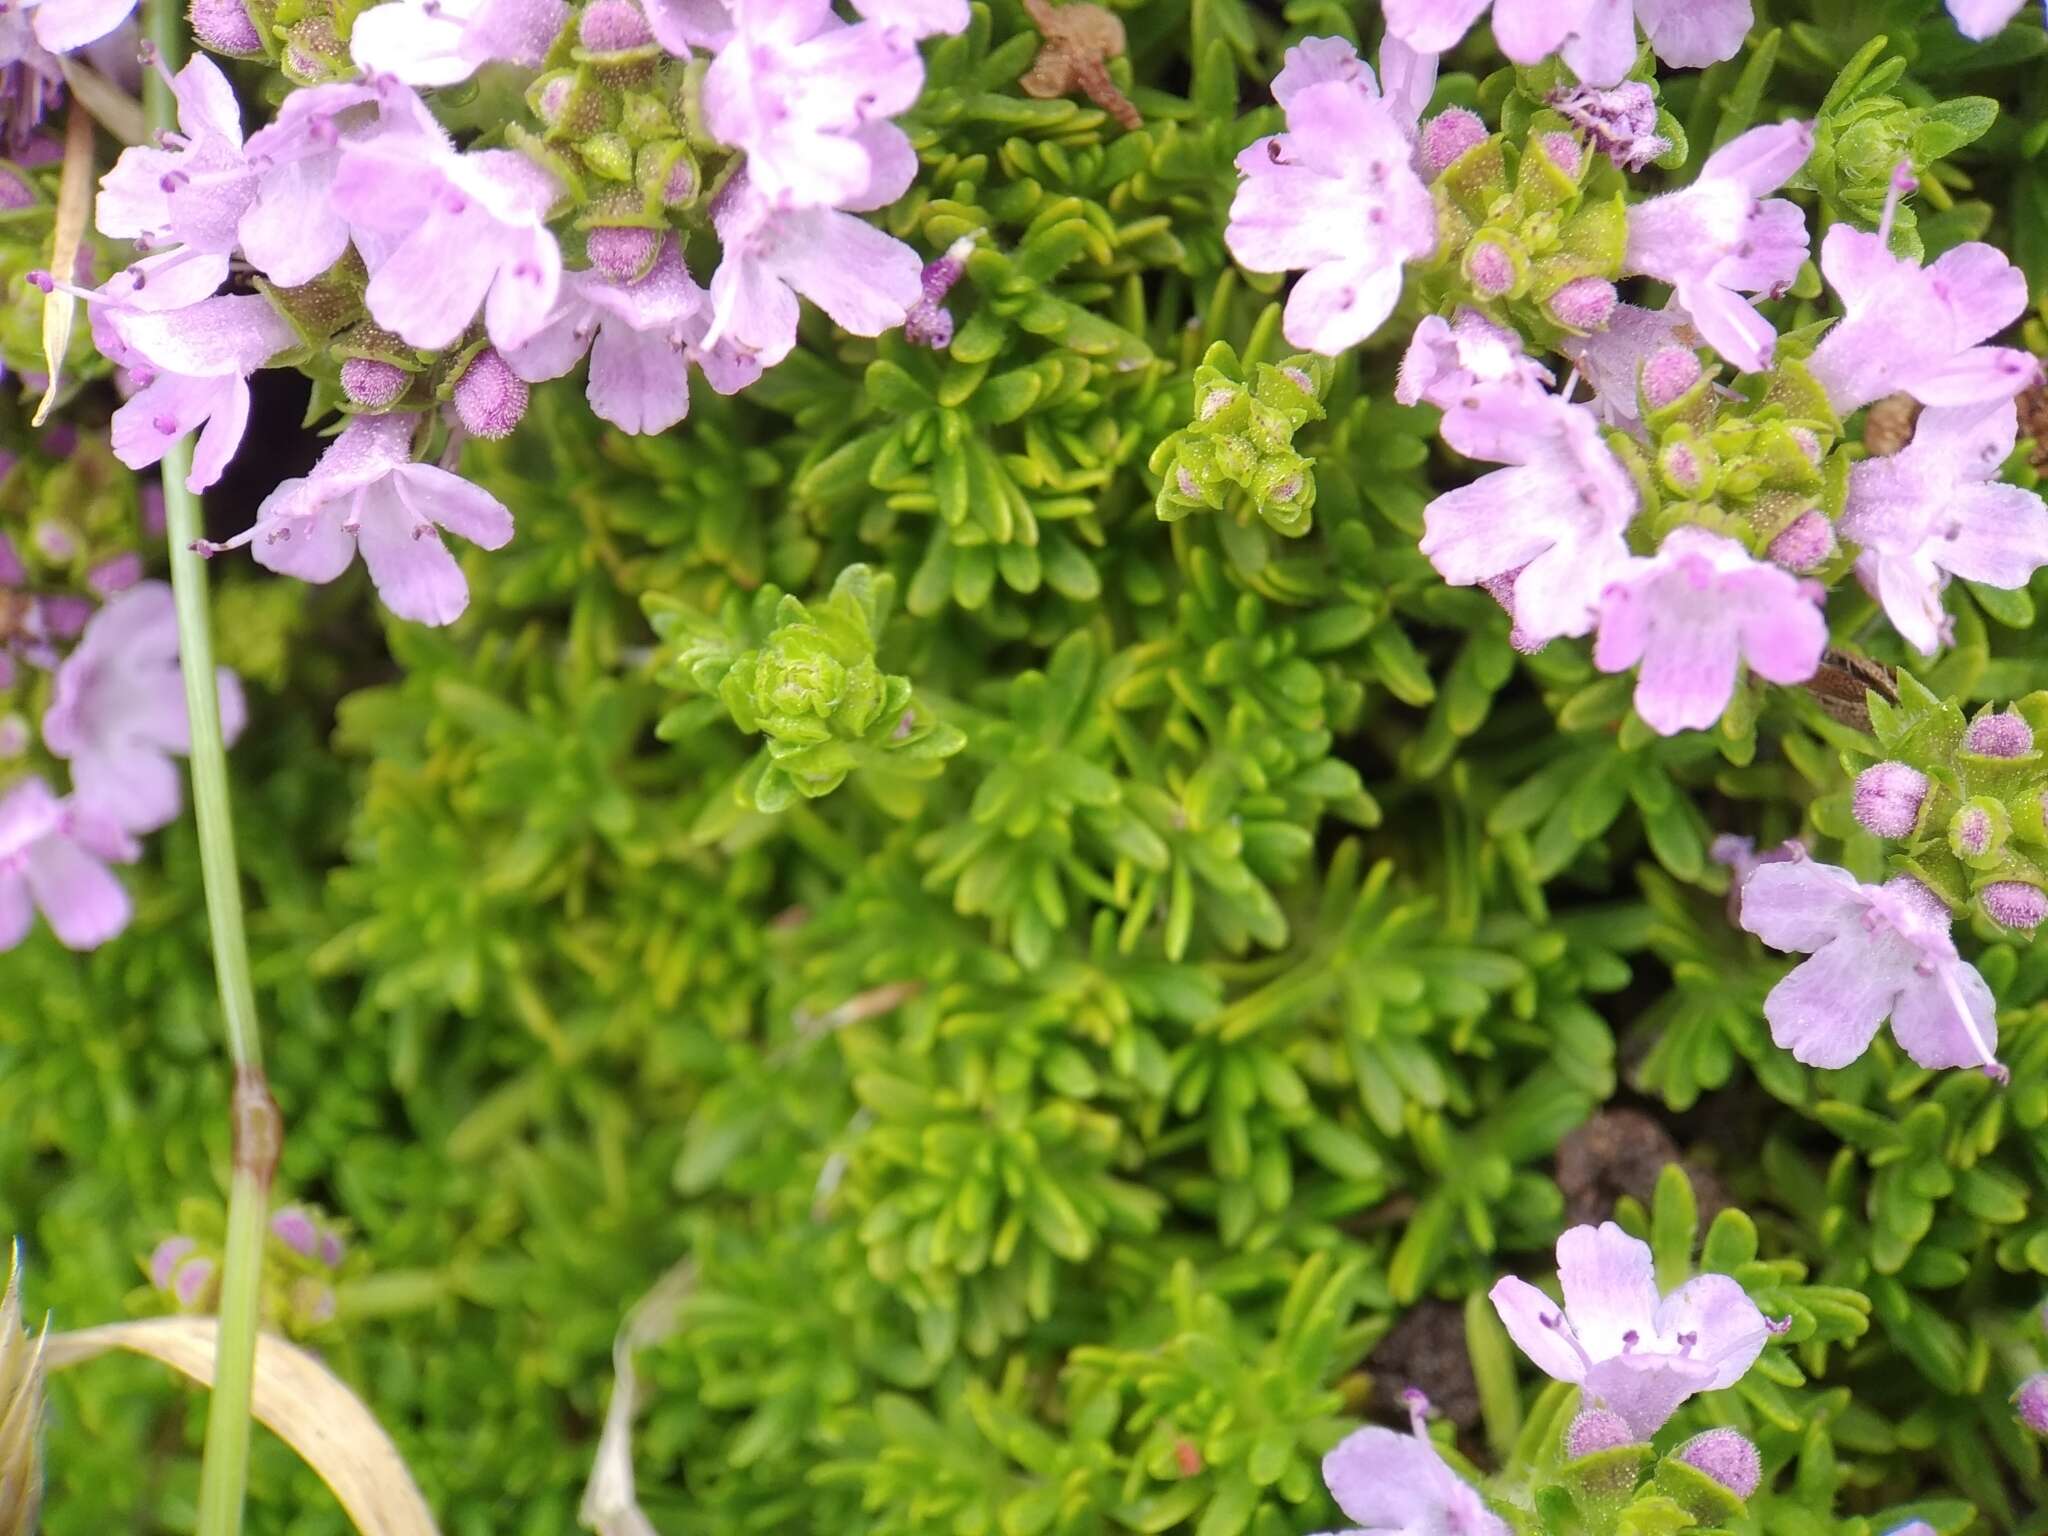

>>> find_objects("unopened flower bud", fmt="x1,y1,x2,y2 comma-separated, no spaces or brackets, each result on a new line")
1198,387,1235,421
1464,239,1516,298
1641,346,1702,409
1674,1429,1760,1499
1853,761,1928,839
0,167,32,211
1948,798,2008,863
340,356,409,409
0,715,27,758
1767,511,1834,572
452,348,529,440
1565,1408,1638,1458
31,519,75,563
89,553,143,596
1983,881,2048,933
271,1206,322,1260
148,1236,195,1291
171,1254,217,1309
1541,131,1584,178
587,224,659,280
1658,439,1709,495
1964,711,2034,758
534,74,576,126
1546,275,1616,332
661,156,697,205
578,0,651,51
190,0,261,52
1419,108,1487,179
2015,1372,2048,1434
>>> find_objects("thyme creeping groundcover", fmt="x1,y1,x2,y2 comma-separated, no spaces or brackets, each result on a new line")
20,0,2048,1531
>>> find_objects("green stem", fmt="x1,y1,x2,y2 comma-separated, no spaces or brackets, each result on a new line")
145,4,275,1533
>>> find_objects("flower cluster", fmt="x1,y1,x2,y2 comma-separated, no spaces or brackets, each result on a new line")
1227,31,2046,737
147,1200,351,1335
57,0,972,626
1,528,241,953
1313,1221,1785,1533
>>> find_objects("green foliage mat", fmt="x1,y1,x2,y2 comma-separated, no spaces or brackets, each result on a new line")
12,0,2048,1531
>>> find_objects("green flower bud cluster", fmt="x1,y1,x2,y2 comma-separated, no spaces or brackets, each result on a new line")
1419,109,1627,351
1610,353,1847,569
1148,341,1329,538
143,1196,354,1340
1849,675,2048,929
1792,35,1997,256
520,7,709,246
648,563,965,814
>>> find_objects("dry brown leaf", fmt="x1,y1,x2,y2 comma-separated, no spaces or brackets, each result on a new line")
0,1250,43,1536
33,101,95,428
580,1261,694,1536
44,1318,438,1536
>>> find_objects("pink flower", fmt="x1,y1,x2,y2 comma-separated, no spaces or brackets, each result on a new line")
1622,120,1813,373
1319,1394,1506,1536
1948,0,2032,37
331,138,563,353
199,414,514,627
349,0,569,84
0,775,136,952
1741,860,2006,1080
1806,225,2037,415
1225,44,1437,356
506,238,760,435
1550,82,1671,171
239,78,445,288
1557,303,1698,431
1383,0,1752,88
1840,399,2048,656
848,0,967,38
1592,526,1828,736
95,55,254,312
1490,1221,1779,1438
703,0,923,211
104,294,297,493
644,0,733,49
1419,395,1637,644
1396,310,1554,460
41,582,246,835
705,176,923,367
22,0,137,52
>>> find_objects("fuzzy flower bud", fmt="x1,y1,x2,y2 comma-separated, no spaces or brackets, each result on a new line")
1419,108,1487,180
0,168,30,212
534,74,575,126
1964,712,2034,758
340,357,410,409
1948,798,2008,863
1853,761,1928,839
452,348,529,440
1464,239,1516,299
1547,275,1617,332
1641,346,1702,410
1541,132,1584,178
904,234,976,352
661,157,697,206
587,225,659,281
1674,1429,1761,1499
190,0,262,52
2015,1373,2048,1434
0,716,27,759
579,0,651,50
1767,511,1835,572
1983,881,2048,934
1565,1408,1638,1458
1658,439,1710,496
